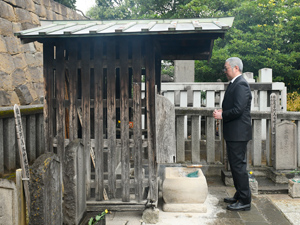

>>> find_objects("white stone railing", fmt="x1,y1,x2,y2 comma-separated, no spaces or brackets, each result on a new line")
159,81,286,140
175,99,300,169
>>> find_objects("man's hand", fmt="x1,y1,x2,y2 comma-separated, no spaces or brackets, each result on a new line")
213,109,223,120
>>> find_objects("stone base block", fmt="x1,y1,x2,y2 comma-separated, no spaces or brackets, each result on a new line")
249,178,258,195
163,203,207,213
221,169,234,186
288,179,300,198
142,208,159,224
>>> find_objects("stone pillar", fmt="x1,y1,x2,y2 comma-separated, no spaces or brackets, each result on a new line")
258,68,272,140
29,152,62,225
63,139,86,225
258,68,272,82
0,179,18,225
243,72,255,83
270,93,277,167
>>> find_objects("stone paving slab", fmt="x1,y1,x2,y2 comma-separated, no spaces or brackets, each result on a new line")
100,177,295,225
267,194,300,225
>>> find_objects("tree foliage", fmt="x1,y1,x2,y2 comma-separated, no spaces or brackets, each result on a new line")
54,0,76,9
88,0,300,92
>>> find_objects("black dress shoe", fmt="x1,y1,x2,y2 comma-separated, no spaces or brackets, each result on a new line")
227,202,251,211
224,197,238,204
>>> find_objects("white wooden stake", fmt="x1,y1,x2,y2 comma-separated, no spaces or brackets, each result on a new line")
13,104,30,215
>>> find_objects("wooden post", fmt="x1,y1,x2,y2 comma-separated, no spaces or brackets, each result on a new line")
120,39,130,202
145,39,158,203
107,38,117,198
16,169,26,225
132,39,143,202
43,42,54,153
94,38,104,201
14,104,30,215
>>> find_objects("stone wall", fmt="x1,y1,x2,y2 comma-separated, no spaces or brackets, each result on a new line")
0,0,85,107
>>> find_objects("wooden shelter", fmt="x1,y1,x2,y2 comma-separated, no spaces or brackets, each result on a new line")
16,18,234,211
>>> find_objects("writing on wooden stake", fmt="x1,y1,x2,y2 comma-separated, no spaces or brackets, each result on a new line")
14,104,31,214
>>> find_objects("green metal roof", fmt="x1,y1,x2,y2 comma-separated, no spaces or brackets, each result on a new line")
15,17,234,40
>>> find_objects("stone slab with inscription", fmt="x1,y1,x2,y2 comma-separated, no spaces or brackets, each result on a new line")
275,121,297,170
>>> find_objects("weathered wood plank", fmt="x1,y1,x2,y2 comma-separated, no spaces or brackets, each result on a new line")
56,42,66,162
4,118,16,171
26,115,36,163
81,39,92,199
145,39,158,202
94,38,104,201
36,113,44,157
53,138,148,149
0,119,3,174
107,37,117,199
120,39,130,202
155,45,161,94
87,199,147,212
132,39,143,202
68,40,78,141
43,42,54,152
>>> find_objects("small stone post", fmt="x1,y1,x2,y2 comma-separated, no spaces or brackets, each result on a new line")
29,152,62,225
63,139,86,225
270,93,277,167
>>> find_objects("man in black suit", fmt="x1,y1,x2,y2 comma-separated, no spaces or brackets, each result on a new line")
213,57,252,211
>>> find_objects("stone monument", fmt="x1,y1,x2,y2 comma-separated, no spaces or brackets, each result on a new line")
275,121,297,170
29,152,62,225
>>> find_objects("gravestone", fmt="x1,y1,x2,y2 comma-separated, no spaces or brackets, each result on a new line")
174,60,194,82
275,121,297,170
29,152,62,225
156,94,176,163
0,179,18,225
63,139,86,225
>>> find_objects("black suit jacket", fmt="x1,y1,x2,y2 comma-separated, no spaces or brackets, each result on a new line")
222,75,252,141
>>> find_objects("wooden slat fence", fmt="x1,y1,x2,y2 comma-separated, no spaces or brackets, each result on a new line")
41,36,157,205
0,105,44,174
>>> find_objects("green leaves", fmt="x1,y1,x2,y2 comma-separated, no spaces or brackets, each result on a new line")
87,0,300,92
53,0,76,9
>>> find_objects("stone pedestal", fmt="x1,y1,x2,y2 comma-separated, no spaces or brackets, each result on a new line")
142,208,159,224
63,139,86,225
162,167,208,212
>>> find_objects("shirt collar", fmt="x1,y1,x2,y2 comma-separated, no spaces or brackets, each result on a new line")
230,74,242,83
